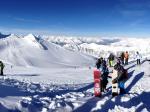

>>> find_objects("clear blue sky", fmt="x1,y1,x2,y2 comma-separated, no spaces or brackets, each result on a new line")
0,0,150,37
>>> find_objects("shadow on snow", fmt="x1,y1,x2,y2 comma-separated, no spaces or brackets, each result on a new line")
0,78,94,111
6,74,40,77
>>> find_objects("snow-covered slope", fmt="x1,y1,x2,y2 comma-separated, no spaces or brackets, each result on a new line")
0,34,95,68
0,33,150,111
1,33,150,66
0,57,150,112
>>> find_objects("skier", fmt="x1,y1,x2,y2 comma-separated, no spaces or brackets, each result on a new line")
120,52,125,65
108,53,115,67
101,59,109,92
136,51,142,65
112,59,128,94
0,61,5,76
124,51,129,65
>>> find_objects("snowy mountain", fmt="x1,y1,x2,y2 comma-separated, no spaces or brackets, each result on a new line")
1,34,150,66
0,32,10,39
0,33,95,68
43,36,150,59
1,33,150,68
0,33,150,111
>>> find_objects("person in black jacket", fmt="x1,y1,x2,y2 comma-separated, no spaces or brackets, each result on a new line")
101,59,109,92
96,57,103,69
112,59,128,94
120,52,125,65
0,61,5,76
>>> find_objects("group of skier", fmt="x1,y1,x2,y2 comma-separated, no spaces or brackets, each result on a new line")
95,52,130,96
120,51,129,65
120,51,142,65
96,57,127,95
107,51,129,67
95,51,143,96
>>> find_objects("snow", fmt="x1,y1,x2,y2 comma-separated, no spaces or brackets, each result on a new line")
0,33,150,111
43,35,150,58
0,34,95,67
1,60,150,112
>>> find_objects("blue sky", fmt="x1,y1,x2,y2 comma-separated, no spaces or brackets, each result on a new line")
0,0,150,37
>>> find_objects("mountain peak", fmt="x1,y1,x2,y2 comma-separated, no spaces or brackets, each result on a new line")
25,33,35,38
10,34,16,37
7,34,20,39
24,33,39,41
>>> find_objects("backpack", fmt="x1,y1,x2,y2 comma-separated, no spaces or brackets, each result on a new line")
114,63,128,80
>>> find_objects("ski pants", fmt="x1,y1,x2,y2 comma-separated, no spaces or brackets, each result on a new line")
137,59,140,65
121,59,124,65
125,58,128,65
0,67,3,75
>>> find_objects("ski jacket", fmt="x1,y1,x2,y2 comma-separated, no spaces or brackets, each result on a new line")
101,65,109,74
101,65,109,81
0,62,4,69
124,52,129,59
120,52,124,60
136,53,142,59
96,58,103,69
108,54,115,61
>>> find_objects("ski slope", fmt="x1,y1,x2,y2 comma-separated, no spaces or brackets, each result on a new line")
0,59,150,112
0,34,95,68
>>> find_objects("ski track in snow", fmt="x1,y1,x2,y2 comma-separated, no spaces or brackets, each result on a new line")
0,60,150,112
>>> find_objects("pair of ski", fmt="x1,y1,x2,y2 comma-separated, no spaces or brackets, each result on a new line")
93,68,119,97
